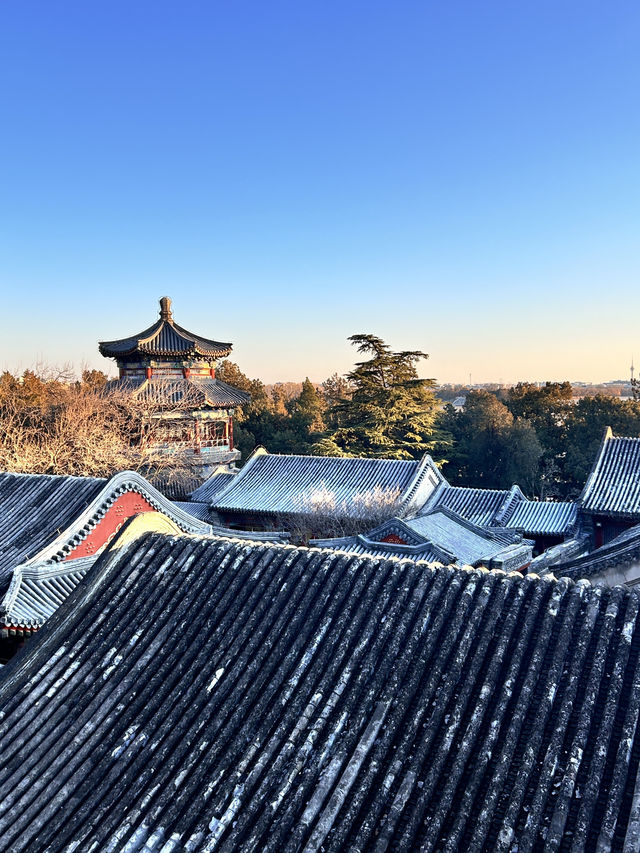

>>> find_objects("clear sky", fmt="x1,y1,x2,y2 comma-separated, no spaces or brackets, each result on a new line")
1,1,639,385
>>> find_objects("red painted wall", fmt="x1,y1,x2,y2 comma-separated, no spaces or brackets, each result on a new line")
380,533,407,545
65,491,156,560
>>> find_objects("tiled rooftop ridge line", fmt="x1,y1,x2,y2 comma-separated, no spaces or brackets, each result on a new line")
580,430,640,518
0,470,211,590
580,427,615,508
1,535,640,849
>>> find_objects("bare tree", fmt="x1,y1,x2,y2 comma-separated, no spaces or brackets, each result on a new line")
280,485,404,543
0,367,208,483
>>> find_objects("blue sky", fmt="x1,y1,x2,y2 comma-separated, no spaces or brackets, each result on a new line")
1,1,639,384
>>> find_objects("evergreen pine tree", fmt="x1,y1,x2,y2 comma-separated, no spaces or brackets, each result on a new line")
319,334,438,459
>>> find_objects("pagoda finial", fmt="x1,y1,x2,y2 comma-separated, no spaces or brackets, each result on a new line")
159,296,173,322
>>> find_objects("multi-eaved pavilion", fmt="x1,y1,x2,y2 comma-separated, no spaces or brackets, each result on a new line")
99,297,250,479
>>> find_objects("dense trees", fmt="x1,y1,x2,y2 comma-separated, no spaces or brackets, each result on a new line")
436,391,542,492
436,384,640,497
316,335,439,459
220,335,439,461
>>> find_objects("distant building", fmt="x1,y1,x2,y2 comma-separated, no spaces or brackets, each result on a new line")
99,296,250,480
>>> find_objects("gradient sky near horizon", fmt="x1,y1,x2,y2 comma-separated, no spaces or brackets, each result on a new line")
1,1,639,385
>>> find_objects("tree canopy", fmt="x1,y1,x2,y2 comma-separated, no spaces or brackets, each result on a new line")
436,390,542,492
317,334,439,459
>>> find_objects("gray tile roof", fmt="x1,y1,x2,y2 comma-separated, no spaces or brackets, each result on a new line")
528,535,591,576
189,471,237,502
99,297,233,359
406,509,530,567
581,428,640,519
0,532,640,850
505,500,578,537
313,509,531,569
0,472,107,583
552,524,640,582
0,470,212,591
0,556,96,630
310,533,452,563
108,376,251,408
210,448,444,520
426,483,526,527
172,501,216,522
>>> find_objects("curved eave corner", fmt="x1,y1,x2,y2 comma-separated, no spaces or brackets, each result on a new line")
27,470,213,566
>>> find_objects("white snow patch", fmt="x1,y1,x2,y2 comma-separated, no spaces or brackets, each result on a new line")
174,769,189,788
111,724,140,758
207,668,225,693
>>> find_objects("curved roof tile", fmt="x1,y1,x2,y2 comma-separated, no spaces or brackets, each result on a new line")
0,534,639,849
581,428,640,518
506,500,578,536
210,449,443,519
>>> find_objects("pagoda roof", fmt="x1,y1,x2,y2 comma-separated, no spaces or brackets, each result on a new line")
1,531,640,848
99,297,233,360
107,376,251,408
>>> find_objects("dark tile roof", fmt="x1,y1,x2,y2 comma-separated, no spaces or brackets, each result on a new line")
552,524,640,582
210,448,444,520
99,297,233,359
0,470,212,591
426,483,526,527
310,533,453,564
0,472,106,583
505,500,578,537
1,533,640,850
581,427,640,519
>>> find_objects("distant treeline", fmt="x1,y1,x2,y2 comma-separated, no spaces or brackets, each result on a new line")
2,348,639,500
223,361,640,499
